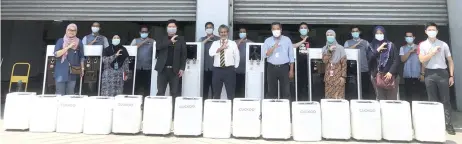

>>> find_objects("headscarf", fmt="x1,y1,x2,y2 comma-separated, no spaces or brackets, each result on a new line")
103,36,129,69
371,26,392,69
322,29,346,64
61,23,80,63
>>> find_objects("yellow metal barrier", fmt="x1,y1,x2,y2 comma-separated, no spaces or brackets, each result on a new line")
9,62,31,92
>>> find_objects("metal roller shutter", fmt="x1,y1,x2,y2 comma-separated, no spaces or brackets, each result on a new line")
234,0,448,25
1,0,196,21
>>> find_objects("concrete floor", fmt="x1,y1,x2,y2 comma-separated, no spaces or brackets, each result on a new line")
1,112,462,144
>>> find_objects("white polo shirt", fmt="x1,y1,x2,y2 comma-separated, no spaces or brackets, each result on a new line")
418,39,451,69
208,39,240,68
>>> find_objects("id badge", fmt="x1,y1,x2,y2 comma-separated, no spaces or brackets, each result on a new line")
329,70,334,76
275,53,280,58
114,62,119,70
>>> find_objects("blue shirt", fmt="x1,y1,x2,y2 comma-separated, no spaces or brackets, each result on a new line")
82,34,109,48
263,35,295,65
399,44,421,78
344,38,370,72
54,38,85,82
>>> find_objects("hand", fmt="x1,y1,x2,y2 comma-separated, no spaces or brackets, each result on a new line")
237,38,245,45
289,70,294,79
93,36,99,42
171,35,178,43
419,75,425,82
377,43,387,52
206,35,213,41
178,70,184,78
409,47,417,53
329,45,336,51
67,42,76,49
123,73,128,81
221,40,229,49
80,68,85,77
429,46,441,55
115,49,122,57
449,77,454,87
272,41,280,48
384,72,392,81
302,36,308,42
340,77,346,83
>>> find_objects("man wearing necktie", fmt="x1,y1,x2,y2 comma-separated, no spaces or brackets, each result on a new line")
208,25,240,100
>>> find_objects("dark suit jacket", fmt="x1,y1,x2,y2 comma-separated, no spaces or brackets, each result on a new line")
155,36,187,73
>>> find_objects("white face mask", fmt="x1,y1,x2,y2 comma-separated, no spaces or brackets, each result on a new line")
272,30,281,37
427,31,438,38
91,27,100,33
375,34,384,41
205,28,213,34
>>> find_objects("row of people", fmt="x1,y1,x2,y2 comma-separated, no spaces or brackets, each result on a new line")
52,21,455,134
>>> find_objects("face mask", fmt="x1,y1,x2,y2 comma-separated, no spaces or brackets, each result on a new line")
375,34,384,41
167,28,177,34
140,33,148,38
352,32,360,38
91,27,100,33
205,28,213,34
327,36,336,43
405,37,414,44
299,29,308,36
239,33,246,39
112,39,120,46
272,30,281,37
427,31,438,38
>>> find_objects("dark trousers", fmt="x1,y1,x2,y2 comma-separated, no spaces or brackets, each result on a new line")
235,73,245,98
266,63,290,100
156,67,180,97
404,78,426,102
425,69,452,125
297,57,308,100
135,69,151,96
203,71,213,99
212,67,236,100
361,72,374,99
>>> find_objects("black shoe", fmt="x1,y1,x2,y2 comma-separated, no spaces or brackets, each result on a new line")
446,124,456,135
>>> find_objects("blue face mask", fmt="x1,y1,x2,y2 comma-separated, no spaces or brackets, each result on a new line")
405,37,414,44
299,29,308,36
239,33,246,39
140,33,148,38
351,32,360,38
327,36,336,43
112,39,120,46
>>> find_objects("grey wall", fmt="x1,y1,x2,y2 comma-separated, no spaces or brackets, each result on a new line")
447,0,462,111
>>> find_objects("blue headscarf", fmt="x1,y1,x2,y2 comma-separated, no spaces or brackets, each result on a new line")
371,26,392,70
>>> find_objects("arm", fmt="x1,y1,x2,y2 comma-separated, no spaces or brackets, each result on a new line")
209,41,220,57
388,44,400,74
82,36,88,45
399,46,411,62
265,42,277,57
234,42,240,68
180,39,187,70
418,43,435,63
292,40,304,48
54,39,68,58
156,37,171,50
288,41,295,72
103,37,109,48
341,56,347,78
123,58,130,73
448,56,454,77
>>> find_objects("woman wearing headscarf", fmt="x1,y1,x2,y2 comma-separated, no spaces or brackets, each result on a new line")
322,29,347,99
367,26,400,100
100,35,130,96
54,23,85,95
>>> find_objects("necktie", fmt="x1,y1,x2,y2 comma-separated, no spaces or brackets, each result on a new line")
220,40,226,67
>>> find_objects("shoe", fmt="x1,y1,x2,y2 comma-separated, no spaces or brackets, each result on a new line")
446,124,456,135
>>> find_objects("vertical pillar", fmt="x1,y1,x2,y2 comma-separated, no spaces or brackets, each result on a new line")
447,0,462,111
196,0,232,99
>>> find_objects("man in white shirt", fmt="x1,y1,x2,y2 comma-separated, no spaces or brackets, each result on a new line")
209,24,240,100
418,22,455,135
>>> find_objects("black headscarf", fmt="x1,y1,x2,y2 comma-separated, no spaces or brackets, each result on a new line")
103,44,129,69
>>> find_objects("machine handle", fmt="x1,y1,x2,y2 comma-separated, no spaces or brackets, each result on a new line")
240,99,259,102
269,99,285,102
417,102,439,105
385,101,402,104
95,96,111,99
148,96,167,99
211,100,227,103
298,101,318,105
123,95,140,98
356,101,373,104
182,97,200,100
326,100,344,103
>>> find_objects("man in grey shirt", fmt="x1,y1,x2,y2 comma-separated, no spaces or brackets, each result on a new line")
418,22,455,135
235,27,253,98
344,26,373,100
199,22,219,100
131,26,155,96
